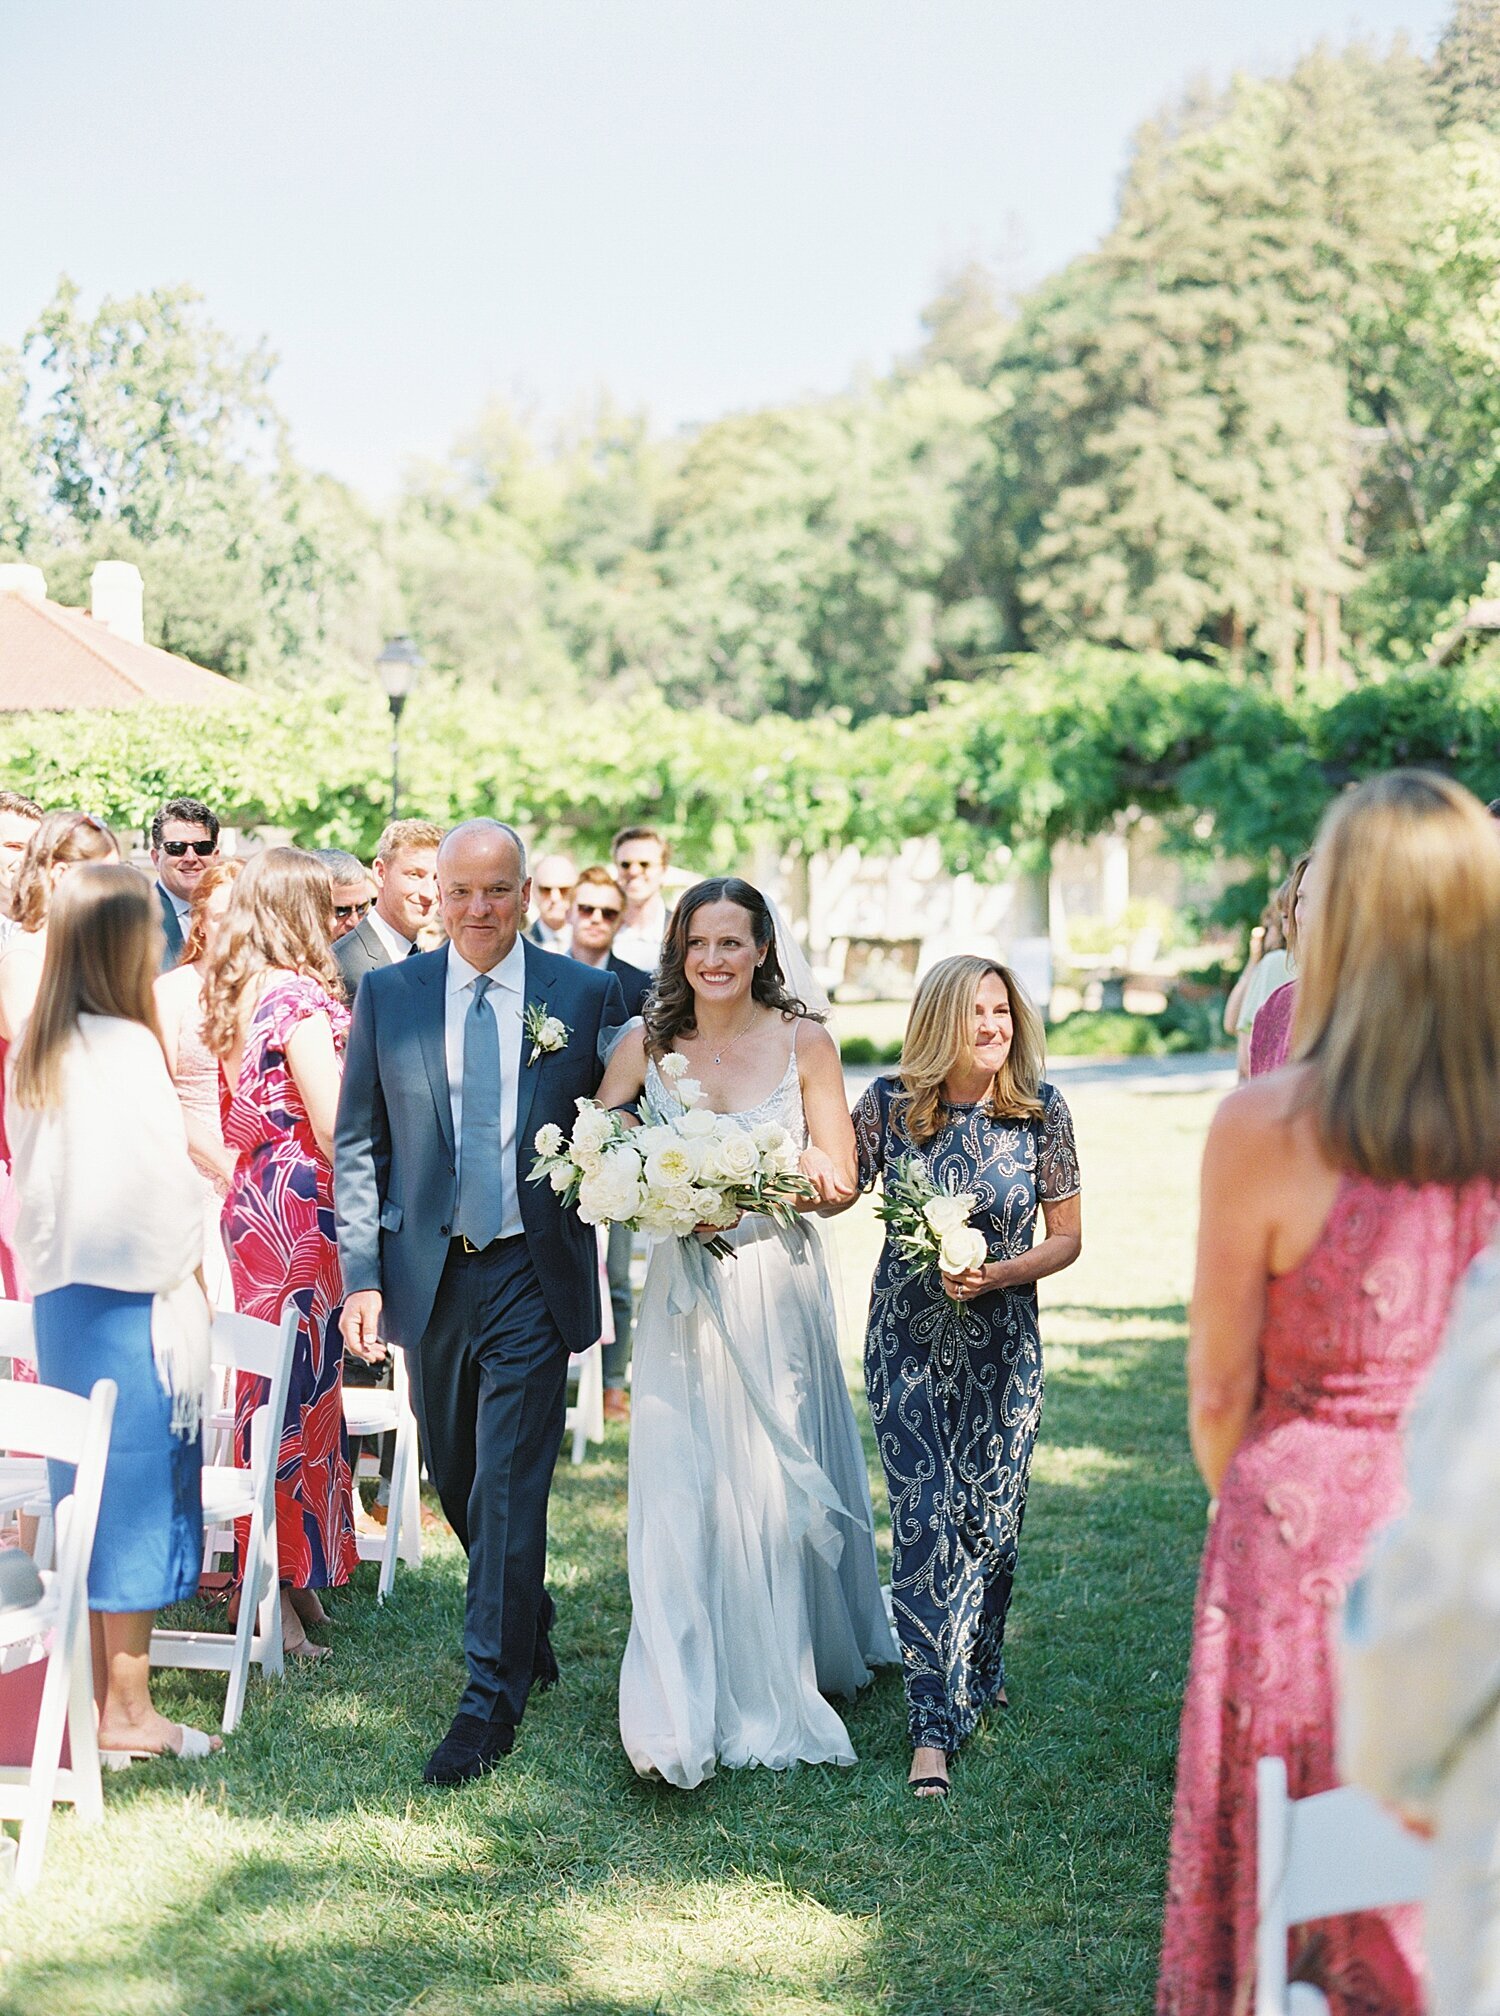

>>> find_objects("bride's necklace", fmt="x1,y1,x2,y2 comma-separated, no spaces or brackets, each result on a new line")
707,1009,758,1068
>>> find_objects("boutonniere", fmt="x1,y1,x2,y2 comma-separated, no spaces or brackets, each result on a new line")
525,1001,570,1066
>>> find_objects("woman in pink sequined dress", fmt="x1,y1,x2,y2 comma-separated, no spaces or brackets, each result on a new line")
1158,771,1500,2015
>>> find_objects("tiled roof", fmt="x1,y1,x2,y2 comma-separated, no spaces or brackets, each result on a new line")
0,591,241,711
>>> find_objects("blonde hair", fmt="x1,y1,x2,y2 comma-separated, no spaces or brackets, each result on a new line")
9,810,118,931
1291,769,1500,1183
897,955,1046,1145
12,865,161,1109
201,848,345,1060
375,818,443,864
180,856,245,968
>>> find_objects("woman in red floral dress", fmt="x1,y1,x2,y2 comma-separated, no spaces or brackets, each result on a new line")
204,848,367,1658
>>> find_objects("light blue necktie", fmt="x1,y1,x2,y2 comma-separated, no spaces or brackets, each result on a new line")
456,974,502,1248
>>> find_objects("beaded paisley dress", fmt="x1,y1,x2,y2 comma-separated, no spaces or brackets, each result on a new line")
619,1039,896,1789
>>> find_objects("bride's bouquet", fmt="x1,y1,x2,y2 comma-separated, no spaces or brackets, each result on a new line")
529,1056,815,1259
876,1157,988,1278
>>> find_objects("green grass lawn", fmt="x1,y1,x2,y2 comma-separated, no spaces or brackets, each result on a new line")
0,1081,1218,2016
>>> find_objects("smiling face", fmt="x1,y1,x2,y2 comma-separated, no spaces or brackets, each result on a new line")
438,828,529,972
329,879,371,941
375,845,437,941
614,835,666,909
153,818,218,902
968,971,1015,1077
0,809,38,901
569,879,624,959
682,900,764,1011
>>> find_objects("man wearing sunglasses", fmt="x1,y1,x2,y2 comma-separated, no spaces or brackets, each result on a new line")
313,848,375,943
610,825,671,974
568,864,651,1423
526,853,577,954
150,797,220,970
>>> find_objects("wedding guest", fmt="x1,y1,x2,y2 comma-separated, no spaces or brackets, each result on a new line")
611,826,671,973
1341,1238,1500,2016
843,956,1081,1797
1248,850,1319,1079
203,848,368,1659
333,818,441,994
312,849,372,942
1222,882,1288,1080
567,864,650,1420
1157,770,1500,2014
0,812,119,1305
155,858,244,1308
149,797,220,971
527,853,577,953
0,790,42,956
10,865,219,1761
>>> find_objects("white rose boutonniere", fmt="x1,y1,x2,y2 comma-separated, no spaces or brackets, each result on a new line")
525,1002,570,1066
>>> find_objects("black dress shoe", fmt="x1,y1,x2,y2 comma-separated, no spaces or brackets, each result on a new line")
423,1712,515,1787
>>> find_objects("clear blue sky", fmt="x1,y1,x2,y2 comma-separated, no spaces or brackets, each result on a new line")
4,0,1453,499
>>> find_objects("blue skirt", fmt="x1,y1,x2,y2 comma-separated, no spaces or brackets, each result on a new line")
33,1283,203,1613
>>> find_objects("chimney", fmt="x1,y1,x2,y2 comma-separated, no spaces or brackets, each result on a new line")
0,564,47,603
90,561,144,645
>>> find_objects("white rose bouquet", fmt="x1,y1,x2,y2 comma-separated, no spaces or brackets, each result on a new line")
875,1156,989,1280
529,1072,815,1259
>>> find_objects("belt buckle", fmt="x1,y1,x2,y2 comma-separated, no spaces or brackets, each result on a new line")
461,1234,482,1255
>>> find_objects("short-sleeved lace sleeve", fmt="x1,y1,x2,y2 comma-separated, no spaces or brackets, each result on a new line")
1037,1083,1080,1202
851,1080,886,1193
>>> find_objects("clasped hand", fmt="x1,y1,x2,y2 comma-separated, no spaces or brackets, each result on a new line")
799,1146,855,1206
941,1263,994,1303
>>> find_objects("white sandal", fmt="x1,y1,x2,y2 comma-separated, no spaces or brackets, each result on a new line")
101,1722,221,1768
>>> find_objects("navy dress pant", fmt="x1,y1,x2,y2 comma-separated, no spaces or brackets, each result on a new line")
407,1236,568,1728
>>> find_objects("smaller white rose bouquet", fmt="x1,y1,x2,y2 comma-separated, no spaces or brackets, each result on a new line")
875,1157,989,1280
529,1060,815,1259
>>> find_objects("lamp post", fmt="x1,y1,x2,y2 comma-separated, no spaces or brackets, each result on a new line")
375,636,423,818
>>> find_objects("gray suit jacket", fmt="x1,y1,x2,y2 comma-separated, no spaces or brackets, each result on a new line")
333,914,396,997
334,940,628,1358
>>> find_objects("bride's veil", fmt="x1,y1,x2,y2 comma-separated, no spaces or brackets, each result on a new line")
764,896,831,1022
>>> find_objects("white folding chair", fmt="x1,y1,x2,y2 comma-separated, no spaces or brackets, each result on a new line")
342,1347,422,1602
0,1375,116,1894
564,1341,605,1466
0,1304,53,1568
149,1303,298,1733
1255,1753,1432,2016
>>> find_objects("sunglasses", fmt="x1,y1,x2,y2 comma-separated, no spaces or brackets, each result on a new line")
536,884,574,898
334,900,373,921
576,901,622,921
161,839,216,858
616,858,658,872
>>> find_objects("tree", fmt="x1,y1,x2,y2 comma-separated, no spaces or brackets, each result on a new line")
1434,0,1500,128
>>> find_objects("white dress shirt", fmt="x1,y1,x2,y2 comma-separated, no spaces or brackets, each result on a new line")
444,936,526,1239
612,897,668,976
367,907,415,966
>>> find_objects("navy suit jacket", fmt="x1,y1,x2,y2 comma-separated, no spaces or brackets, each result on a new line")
334,939,628,1358
606,951,651,1020
156,882,185,970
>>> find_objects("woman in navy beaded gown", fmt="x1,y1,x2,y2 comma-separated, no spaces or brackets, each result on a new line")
845,956,1082,1797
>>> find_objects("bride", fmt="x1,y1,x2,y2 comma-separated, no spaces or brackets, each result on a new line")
597,876,896,1787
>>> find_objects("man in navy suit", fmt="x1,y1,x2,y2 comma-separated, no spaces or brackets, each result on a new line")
335,819,627,1785
150,796,220,970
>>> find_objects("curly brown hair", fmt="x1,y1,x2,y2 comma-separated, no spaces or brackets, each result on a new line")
200,848,345,1060
643,877,821,1056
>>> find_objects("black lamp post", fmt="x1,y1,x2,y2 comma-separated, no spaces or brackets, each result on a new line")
375,636,423,818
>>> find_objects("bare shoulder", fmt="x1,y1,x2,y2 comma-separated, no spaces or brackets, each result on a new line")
1206,1063,1318,1170
792,1016,839,1064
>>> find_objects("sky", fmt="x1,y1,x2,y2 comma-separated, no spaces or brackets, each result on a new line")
3,0,1455,499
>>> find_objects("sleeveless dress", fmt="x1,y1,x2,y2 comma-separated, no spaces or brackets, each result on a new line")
222,976,358,1593
1249,979,1297,1078
619,1044,897,1788
1157,1172,1500,2015
166,975,236,1310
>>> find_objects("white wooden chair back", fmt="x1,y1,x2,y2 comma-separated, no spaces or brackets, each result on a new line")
0,1375,116,1893
1255,1755,1432,2016
150,1302,299,1732
0,1300,37,1368
344,1346,423,1601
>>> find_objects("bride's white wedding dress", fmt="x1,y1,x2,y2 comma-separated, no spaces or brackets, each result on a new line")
619,1041,897,1788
